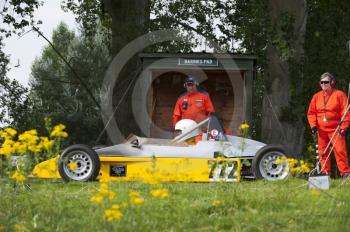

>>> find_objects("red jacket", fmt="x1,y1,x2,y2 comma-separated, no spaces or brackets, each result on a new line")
173,90,215,127
307,89,350,132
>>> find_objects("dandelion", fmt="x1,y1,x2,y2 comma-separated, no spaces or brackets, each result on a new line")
288,158,298,168
129,190,141,198
39,137,54,151
239,123,250,138
0,138,15,157
239,123,250,130
121,201,128,208
130,197,144,205
310,189,321,197
3,128,17,137
90,194,104,204
99,183,116,200
13,141,27,154
14,224,25,232
11,170,26,183
307,145,315,153
275,156,287,164
150,188,169,199
212,200,221,206
50,124,68,138
68,162,78,171
18,130,39,151
104,204,123,222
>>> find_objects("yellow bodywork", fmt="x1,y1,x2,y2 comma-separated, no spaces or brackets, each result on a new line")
32,156,242,182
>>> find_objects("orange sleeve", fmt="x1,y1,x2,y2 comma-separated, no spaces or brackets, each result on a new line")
173,99,182,127
307,94,318,128
339,92,350,130
204,95,215,115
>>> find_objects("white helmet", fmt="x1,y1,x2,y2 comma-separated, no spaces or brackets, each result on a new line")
174,119,200,141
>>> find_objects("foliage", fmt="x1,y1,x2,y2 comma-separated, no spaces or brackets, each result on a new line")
0,0,42,82
61,0,111,41
0,45,31,129
29,22,111,144
1,179,350,231
0,120,68,184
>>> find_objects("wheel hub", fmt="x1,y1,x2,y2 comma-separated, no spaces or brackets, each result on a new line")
259,152,289,180
63,151,93,181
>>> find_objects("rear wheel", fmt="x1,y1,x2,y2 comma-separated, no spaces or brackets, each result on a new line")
58,144,100,182
252,145,289,181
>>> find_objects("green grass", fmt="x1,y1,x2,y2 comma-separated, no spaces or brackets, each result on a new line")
1,178,350,232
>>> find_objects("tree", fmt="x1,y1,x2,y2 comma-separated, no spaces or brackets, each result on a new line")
0,0,42,74
30,22,111,144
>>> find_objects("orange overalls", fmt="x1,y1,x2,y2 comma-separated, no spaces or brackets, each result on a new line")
173,90,215,127
307,89,350,176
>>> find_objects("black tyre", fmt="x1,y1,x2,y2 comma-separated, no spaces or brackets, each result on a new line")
252,144,289,181
58,144,100,182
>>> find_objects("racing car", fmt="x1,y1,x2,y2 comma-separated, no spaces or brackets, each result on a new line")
32,114,290,182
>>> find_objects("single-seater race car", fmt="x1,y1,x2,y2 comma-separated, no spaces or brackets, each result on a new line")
33,114,290,182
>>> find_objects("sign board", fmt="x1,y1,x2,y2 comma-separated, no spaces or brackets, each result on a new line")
178,58,218,67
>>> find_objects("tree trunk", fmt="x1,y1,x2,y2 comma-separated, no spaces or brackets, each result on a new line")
262,0,308,153
103,0,150,143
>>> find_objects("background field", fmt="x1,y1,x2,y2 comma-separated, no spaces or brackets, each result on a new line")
1,178,350,232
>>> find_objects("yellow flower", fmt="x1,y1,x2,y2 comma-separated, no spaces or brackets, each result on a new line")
129,190,141,198
307,145,315,153
287,158,298,168
212,200,221,206
14,224,25,232
13,142,27,154
310,189,321,197
11,170,26,183
28,144,42,154
99,183,116,200
275,156,287,164
50,124,68,138
130,197,144,205
39,137,54,151
104,205,123,222
90,194,104,204
0,138,15,157
18,130,39,148
121,201,128,208
0,224,4,232
239,123,250,130
68,162,78,171
150,188,169,199
4,128,17,137
301,164,311,173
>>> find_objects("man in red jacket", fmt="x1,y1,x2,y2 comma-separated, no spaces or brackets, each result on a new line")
307,72,350,177
173,77,215,127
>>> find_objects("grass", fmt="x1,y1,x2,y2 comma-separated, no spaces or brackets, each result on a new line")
0,178,350,232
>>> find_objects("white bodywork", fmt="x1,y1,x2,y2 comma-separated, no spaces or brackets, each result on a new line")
96,135,266,159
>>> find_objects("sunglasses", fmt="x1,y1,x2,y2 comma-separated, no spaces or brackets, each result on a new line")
319,81,330,85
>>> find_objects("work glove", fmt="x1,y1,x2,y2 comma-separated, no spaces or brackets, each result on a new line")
311,127,318,135
339,129,347,137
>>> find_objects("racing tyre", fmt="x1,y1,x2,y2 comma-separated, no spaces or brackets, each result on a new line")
252,144,289,181
58,144,100,182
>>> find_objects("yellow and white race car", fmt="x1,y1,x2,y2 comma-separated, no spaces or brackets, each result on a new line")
33,115,290,182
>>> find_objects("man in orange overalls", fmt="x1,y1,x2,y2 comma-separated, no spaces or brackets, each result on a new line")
307,72,350,177
173,77,215,128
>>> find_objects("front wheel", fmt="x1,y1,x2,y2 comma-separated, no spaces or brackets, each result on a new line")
58,144,100,182
252,145,289,181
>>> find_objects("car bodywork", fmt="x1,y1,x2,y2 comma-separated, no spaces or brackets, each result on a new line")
32,115,290,182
